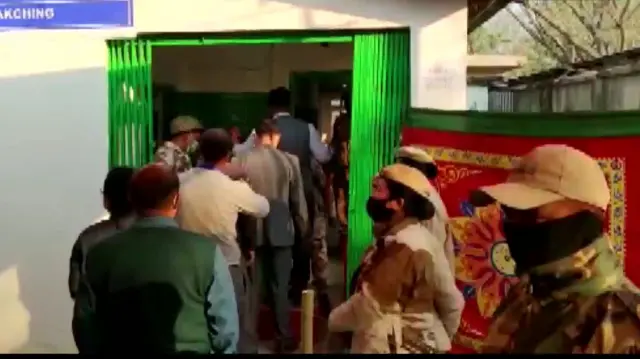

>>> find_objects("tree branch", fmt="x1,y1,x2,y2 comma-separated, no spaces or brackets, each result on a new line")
564,0,605,55
627,0,640,18
507,6,570,64
526,4,600,61
502,0,640,73
616,0,632,51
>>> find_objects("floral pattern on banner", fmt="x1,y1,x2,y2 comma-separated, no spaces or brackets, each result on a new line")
450,202,518,318
437,164,482,190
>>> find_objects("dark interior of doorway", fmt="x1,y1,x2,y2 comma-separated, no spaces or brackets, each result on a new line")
150,46,353,146
152,71,351,144
290,70,352,128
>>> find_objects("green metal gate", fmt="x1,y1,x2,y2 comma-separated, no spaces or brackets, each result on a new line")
347,31,410,287
106,31,410,293
107,39,154,168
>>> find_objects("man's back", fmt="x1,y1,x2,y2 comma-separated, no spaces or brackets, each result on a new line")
177,168,269,265
85,218,237,353
69,215,135,299
235,146,307,247
275,115,312,190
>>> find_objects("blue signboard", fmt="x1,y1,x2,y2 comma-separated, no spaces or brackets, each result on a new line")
0,0,132,30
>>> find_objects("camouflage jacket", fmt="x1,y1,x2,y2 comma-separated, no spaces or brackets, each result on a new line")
329,114,350,190
154,141,192,174
483,237,640,354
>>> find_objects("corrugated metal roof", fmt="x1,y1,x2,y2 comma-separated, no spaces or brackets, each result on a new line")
497,47,640,86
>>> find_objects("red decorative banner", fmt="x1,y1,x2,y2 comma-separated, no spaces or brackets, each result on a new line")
401,128,638,354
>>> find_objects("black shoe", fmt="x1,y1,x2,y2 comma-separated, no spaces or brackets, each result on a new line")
289,287,303,307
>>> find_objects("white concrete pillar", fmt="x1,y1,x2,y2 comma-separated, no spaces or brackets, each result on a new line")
410,1,468,110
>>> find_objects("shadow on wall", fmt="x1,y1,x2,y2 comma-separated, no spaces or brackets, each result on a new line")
256,0,464,30
0,67,108,353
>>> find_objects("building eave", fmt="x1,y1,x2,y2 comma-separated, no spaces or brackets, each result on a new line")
468,0,512,33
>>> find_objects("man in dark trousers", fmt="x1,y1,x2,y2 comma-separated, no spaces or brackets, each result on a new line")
327,113,351,291
234,87,332,308
75,164,239,354
234,119,308,353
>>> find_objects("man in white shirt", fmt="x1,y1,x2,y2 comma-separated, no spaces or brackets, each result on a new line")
177,129,270,353
234,87,333,306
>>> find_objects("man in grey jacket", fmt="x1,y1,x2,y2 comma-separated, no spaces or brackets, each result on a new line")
234,87,332,309
234,119,308,353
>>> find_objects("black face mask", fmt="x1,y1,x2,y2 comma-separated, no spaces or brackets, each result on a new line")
366,197,395,223
503,210,604,275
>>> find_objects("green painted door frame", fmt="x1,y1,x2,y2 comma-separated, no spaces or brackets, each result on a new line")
107,39,154,168
348,31,410,289
107,29,411,293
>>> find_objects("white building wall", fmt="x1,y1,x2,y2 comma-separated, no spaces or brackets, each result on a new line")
0,0,467,353
0,30,113,354
135,0,415,33
410,1,468,110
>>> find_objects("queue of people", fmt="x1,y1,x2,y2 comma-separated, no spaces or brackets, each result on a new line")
68,85,640,354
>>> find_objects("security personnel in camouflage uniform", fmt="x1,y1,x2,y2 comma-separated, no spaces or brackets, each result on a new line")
473,144,640,354
309,157,332,316
327,113,350,264
154,116,204,173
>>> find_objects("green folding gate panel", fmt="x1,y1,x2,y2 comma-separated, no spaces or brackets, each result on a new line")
347,31,410,289
107,39,154,169
106,32,408,292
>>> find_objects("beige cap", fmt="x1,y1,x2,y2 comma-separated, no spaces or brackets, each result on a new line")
480,144,610,210
395,145,435,164
170,116,203,136
380,163,431,200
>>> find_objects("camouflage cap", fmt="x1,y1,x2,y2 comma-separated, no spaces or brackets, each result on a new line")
480,144,610,210
395,145,435,164
170,115,203,136
380,163,431,200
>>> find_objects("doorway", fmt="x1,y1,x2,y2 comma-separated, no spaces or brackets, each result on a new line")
106,29,410,291
290,70,352,141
